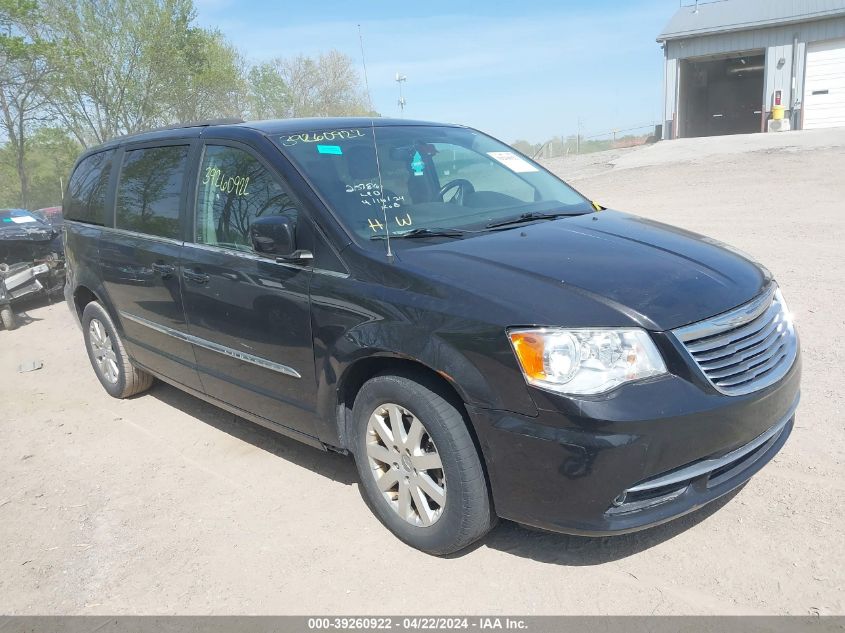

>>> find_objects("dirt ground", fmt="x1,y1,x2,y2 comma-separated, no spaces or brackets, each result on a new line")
1,129,843,615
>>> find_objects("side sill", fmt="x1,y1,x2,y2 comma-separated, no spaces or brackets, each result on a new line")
134,361,327,451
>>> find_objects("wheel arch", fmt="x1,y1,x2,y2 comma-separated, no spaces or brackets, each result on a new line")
72,284,100,320
337,355,470,446
70,281,122,332
336,354,498,519
335,354,491,474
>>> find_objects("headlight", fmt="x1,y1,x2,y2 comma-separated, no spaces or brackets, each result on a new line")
508,328,667,395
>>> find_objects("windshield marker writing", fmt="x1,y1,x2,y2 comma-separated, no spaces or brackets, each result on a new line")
281,129,365,146
202,166,250,196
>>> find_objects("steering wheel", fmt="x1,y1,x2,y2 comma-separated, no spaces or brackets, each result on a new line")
439,178,475,205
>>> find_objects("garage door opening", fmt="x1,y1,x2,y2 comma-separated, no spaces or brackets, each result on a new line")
678,52,765,138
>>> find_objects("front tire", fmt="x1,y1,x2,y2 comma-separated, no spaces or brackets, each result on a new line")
82,301,153,398
352,371,494,555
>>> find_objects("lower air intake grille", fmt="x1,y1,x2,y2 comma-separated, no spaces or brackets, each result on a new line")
673,285,797,396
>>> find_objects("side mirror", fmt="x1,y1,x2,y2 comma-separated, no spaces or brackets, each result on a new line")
250,215,295,258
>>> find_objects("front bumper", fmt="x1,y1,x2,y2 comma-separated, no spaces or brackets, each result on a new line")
466,352,800,536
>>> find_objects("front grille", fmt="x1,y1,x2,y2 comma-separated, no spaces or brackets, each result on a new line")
673,285,798,396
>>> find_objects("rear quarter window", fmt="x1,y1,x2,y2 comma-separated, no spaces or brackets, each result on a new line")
116,145,190,240
64,149,115,225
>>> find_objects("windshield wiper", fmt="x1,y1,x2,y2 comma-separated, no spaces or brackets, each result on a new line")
370,228,467,240
485,211,587,229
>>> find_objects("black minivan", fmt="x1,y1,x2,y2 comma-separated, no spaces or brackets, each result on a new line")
63,118,800,555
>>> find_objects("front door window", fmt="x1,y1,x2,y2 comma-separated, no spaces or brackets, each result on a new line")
196,145,298,251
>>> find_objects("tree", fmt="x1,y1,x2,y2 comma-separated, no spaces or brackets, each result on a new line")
241,50,374,122
245,62,290,121
40,0,245,146
170,27,245,123
23,127,80,208
511,140,539,157
278,50,374,118
0,0,50,208
0,127,79,209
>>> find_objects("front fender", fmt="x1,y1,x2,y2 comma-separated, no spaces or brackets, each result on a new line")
339,320,501,408
309,292,540,448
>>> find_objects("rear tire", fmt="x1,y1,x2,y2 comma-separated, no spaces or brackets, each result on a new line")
1,306,16,331
351,371,495,555
82,301,153,398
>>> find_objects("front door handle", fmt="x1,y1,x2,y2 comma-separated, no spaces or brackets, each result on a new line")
183,269,210,284
151,262,175,278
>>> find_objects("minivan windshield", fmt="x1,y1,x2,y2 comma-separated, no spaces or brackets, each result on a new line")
276,125,592,245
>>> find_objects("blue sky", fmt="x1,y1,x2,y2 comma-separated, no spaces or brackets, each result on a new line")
195,0,675,143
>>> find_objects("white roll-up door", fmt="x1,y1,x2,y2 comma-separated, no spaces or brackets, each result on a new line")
803,38,845,129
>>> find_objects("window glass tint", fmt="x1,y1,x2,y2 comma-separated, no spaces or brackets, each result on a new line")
196,145,297,251
116,145,189,239
65,149,115,225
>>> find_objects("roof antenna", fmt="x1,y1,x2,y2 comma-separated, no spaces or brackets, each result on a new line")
358,24,374,112
370,120,393,261
358,25,393,260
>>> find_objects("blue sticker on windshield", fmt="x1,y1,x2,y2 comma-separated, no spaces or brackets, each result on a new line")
410,151,425,176
317,144,343,155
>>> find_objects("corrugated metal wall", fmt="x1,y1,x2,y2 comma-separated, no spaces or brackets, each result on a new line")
662,16,845,137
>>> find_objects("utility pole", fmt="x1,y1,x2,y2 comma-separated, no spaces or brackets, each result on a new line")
396,73,407,116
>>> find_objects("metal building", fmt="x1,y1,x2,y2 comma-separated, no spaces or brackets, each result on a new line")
658,0,845,138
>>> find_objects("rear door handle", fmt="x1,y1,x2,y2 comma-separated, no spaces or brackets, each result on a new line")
151,262,175,278
183,269,210,284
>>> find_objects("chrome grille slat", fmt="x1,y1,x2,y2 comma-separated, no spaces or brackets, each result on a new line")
716,348,789,387
693,316,783,365
685,301,781,353
705,339,786,380
673,285,798,396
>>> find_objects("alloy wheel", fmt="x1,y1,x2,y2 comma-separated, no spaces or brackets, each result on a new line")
89,318,119,384
365,403,447,527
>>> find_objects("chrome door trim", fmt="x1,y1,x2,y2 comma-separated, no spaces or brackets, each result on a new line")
184,241,350,278
103,226,185,247
119,311,302,379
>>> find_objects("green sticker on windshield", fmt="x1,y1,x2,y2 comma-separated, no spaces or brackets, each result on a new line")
317,144,343,155
410,151,425,176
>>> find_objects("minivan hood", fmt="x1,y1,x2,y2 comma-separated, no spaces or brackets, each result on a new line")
397,210,770,331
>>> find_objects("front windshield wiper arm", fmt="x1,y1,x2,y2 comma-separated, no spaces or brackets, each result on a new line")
370,228,467,240
485,211,588,229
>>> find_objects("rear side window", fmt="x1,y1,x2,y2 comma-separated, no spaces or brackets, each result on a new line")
116,145,189,240
195,145,298,251
65,149,115,225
